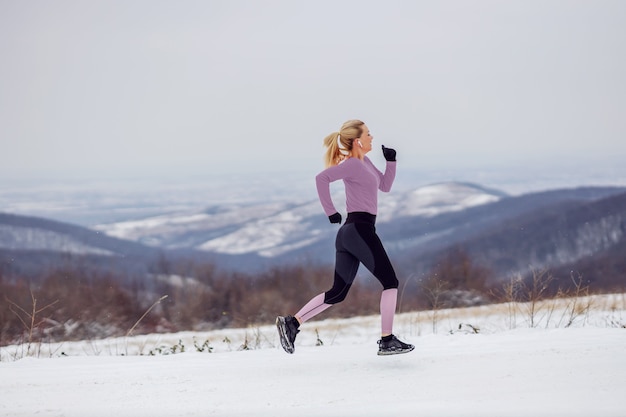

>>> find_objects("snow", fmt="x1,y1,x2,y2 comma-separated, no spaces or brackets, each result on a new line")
390,182,502,218
197,202,322,255
1,295,625,417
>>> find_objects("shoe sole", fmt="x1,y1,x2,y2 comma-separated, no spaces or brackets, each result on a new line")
377,345,415,356
276,316,295,354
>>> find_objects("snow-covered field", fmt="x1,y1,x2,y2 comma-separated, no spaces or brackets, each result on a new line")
1,294,625,417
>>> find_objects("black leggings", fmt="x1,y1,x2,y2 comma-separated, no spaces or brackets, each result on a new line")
324,212,399,304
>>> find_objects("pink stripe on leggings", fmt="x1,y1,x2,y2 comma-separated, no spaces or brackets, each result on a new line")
380,288,398,335
296,293,332,323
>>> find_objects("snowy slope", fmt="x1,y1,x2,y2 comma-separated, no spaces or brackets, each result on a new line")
93,182,504,257
379,181,504,220
0,224,114,255
0,213,160,259
1,295,625,417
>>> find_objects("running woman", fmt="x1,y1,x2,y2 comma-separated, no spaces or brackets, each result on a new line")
277,119,414,356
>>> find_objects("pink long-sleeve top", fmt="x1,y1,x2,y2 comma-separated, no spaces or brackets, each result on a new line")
315,156,397,216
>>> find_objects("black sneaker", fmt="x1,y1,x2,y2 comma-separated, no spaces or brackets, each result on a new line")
276,315,300,354
377,335,414,356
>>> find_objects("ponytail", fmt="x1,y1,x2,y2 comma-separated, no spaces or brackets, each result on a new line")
323,132,344,168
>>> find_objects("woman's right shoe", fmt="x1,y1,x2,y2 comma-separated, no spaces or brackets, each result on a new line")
276,315,300,354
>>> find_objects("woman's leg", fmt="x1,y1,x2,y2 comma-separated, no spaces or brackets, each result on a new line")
346,222,399,336
295,227,360,323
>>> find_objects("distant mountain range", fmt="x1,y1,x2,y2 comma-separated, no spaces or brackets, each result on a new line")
1,182,625,288
385,185,626,288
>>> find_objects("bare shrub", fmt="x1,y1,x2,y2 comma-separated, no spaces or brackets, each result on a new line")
515,268,555,327
490,274,524,329
421,276,450,334
558,272,592,328
5,288,58,356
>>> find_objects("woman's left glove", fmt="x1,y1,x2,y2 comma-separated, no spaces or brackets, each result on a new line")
382,145,396,161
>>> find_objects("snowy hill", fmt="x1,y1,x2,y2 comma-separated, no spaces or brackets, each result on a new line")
0,212,216,279
93,181,505,256
0,212,158,257
0,215,114,256
451,190,626,277
1,293,625,417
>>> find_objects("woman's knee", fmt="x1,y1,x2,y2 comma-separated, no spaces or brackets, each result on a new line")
378,271,398,290
383,277,399,290
324,284,351,304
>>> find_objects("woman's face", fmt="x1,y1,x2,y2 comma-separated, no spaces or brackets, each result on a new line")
355,124,373,153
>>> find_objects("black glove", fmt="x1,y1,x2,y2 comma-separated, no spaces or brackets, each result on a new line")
382,145,396,161
328,212,342,224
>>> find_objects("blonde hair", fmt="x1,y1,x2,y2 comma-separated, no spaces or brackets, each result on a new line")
322,119,364,167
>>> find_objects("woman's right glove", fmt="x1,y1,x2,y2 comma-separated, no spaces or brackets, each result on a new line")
328,212,342,224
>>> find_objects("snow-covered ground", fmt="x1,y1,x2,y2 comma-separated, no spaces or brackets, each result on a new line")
1,294,625,417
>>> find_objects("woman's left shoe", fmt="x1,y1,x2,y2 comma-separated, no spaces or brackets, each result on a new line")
377,335,414,356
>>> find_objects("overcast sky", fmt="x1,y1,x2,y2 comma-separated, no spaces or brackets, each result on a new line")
1,0,625,185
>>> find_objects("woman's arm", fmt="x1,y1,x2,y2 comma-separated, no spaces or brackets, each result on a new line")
364,157,396,193
315,163,347,216
379,160,396,192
